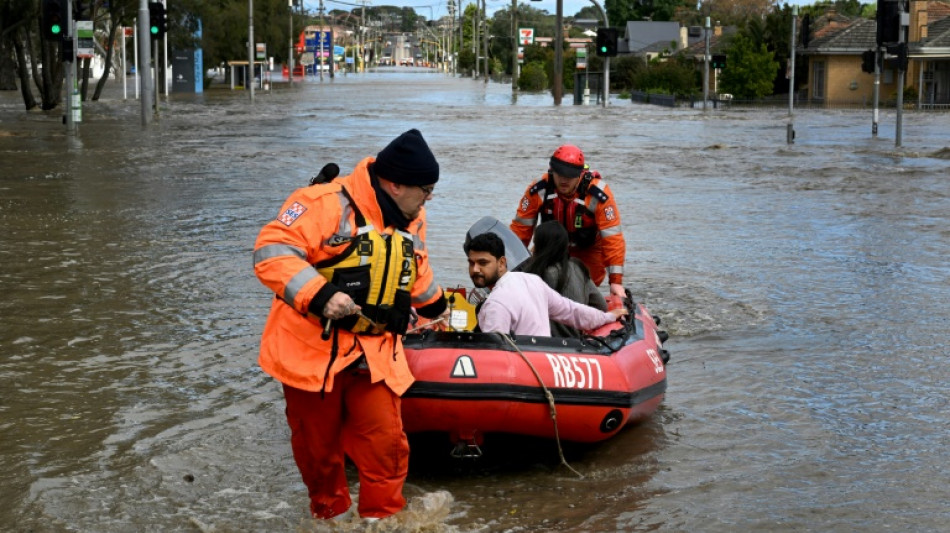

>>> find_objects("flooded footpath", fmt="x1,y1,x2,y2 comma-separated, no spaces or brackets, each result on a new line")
1,72,949,532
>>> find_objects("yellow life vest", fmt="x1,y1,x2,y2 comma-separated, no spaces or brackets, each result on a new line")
315,190,417,335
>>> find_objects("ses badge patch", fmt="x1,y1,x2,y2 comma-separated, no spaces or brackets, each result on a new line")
279,202,307,226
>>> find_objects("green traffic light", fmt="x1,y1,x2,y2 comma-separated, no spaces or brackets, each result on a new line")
600,46,607,53
150,26,159,35
51,24,62,35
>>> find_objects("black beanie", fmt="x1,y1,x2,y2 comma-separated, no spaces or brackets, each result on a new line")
373,129,440,186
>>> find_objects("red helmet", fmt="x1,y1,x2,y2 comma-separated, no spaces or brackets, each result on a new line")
549,145,585,178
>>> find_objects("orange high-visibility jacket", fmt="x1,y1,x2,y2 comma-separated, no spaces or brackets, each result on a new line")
253,157,444,396
510,172,625,286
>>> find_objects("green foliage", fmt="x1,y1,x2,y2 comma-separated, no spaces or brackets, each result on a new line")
610,54,648,90
605,0,690,25
518,61,548,91
630,54,698,96
718,33,780,99
458,48,476,73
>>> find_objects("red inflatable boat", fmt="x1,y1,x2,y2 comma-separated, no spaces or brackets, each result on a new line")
401,295,669,452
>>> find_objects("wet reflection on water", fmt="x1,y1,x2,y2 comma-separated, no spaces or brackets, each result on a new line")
2,72,949,531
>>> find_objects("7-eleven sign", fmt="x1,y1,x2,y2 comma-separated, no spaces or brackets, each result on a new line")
519,27,534,46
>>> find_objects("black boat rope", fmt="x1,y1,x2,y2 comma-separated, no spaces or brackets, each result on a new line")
499,332,584,479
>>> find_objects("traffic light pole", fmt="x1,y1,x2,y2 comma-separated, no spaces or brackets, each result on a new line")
895,0,907,148
872,47,880,137
138,0,152,125
153,38,160,117
64,0,75,132
787,6,797,144
589,0,609,108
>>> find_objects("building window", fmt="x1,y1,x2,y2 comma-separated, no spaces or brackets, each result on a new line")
812,60,825,100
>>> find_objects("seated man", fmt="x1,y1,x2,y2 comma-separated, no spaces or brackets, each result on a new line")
465,232,627,337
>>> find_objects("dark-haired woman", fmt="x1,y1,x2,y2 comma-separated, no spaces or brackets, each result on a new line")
522,221,608,337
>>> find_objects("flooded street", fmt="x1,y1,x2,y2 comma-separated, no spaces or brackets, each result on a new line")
2,71,949,532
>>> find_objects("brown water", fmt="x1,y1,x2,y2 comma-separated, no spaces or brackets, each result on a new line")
2,72,949,532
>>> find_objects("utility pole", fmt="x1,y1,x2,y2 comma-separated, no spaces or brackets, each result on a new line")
138,0,152,124
511,0,518,91
554,0,563,105
703,16,710,111
248,0,255,101
288,0,294,85
473,2,478,77
787,7,797,144
319,0,325,81
482,0,488,83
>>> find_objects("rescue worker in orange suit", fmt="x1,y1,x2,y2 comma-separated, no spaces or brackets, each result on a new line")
253,129,449,521
510,145,626,298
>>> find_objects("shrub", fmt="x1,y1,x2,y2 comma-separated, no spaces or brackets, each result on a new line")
518,61,548,91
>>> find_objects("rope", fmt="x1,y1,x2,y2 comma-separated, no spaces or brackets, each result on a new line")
500,333,584,479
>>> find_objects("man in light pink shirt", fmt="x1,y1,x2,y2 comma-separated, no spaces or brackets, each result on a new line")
465,232,627,337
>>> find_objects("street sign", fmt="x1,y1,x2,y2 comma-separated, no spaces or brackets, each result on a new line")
307,31,333,57
77,20,94,58
299,52,315,66
519,28,534,46
256,43,266,60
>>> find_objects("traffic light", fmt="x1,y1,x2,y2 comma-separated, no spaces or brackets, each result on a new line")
595,27,618,57
711,54,726,69
148,2,167,39
41,0,68,40
861,50,876,73
877,0,906,46
800,14,811,48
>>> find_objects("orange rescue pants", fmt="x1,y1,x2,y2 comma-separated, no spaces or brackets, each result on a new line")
282,369,409,519
573,243,606,286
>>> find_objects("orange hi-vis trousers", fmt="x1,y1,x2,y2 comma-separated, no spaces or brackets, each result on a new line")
282,370,409,519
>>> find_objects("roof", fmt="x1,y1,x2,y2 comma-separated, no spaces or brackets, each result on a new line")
920,15,950,46
623,21,681,52
806,18,877,53
927,0,950,22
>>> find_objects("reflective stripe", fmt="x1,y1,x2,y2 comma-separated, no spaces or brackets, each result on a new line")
284,265,320,306
254,244,307,265
412,280,439,304
337,192,353,235
607,265,623,275
600,225,623,238
513,215,535,226
586,195,602,211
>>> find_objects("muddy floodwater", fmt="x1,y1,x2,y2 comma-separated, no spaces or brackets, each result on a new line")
2,71,949,532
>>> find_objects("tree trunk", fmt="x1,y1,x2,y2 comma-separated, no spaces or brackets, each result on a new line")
80,56,91,100
0,33,18,90
34,20,65,110
93,20,120,101
13,28,37,110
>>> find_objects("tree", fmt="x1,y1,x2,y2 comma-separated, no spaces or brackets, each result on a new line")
702,0,778,26
606,0,692,26
718,32,779,99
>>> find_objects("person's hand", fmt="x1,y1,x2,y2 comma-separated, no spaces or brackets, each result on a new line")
608,307,629,321
322,292,360,320
609,283,626,298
